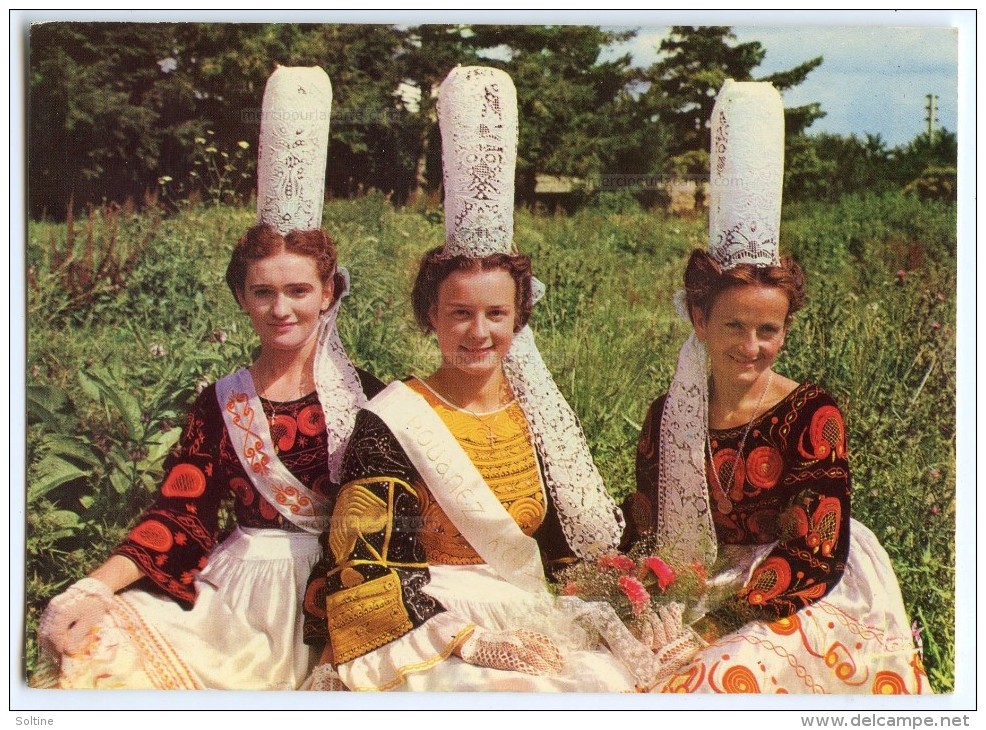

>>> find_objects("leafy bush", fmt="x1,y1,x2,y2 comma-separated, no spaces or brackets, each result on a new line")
904,166,958,203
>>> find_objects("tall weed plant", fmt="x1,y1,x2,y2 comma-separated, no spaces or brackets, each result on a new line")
24,192,956,691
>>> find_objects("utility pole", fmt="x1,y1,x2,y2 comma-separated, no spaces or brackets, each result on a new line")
925,94,939,140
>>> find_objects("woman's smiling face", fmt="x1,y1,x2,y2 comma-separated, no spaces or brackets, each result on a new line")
692,284,790,390
429,268,518,379
237,250,333,357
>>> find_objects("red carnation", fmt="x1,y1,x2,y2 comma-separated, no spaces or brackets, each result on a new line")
598,553,635,572
644,556,677,591
618,575,650,616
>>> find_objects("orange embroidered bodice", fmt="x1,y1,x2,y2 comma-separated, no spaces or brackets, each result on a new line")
406,378,547,565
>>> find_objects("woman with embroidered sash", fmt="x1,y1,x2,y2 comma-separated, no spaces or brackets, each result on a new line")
303,67,655,692
619,81,930,694
35,67,383,690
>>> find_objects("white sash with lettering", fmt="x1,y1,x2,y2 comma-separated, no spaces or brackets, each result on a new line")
365,381,547,594
216,369,331,534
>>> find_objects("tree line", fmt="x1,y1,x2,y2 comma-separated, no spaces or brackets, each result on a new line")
28,23,956,219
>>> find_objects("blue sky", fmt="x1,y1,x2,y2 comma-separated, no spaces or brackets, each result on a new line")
606,25,959,148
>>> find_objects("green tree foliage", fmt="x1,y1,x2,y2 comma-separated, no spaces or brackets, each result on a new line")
31,23,840,216
784,129,957,203
30,23,655,215
465,26,659,201
29,24,206,218
895,130,958,186
646,26,824,157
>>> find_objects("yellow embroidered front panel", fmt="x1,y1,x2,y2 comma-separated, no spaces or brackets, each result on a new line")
327,571,413,665
407,378,547,565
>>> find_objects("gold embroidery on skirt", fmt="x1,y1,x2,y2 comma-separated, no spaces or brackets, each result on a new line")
327,572,413,664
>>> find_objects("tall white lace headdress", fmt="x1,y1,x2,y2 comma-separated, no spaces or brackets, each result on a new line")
437,66,624,557
656,80,785,567
256,65,366,483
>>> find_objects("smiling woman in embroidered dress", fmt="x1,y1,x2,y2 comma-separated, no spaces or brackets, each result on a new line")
619,79,930,695
302,65,644,693
33,67,384,691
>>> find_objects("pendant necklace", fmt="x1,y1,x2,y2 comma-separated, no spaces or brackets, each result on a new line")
441,379,513,450
464,406,499,448
253,364,310,453
707,370,774,513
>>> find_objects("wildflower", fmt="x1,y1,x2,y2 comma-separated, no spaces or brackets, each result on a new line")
936,292,946,302
930,322,942,331
195,376,211,394
928,468,942,481
690,561,708,588
157,175,173,185
237,140,250,150
149,343,167,358
911,620,924,658
562,582,580,596
598,553,635,572
207,329,228,344
618,575,650,616
205,146,218,154
644,556,677,591
929,505,941,516
895,269,906,282
194,137,207,145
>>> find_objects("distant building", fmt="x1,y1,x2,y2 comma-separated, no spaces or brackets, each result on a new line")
532,173,706,213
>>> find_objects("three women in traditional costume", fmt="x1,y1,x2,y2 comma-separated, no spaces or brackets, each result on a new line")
37,67,930,695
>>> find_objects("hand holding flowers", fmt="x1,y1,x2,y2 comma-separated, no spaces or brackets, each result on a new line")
554,541,715,687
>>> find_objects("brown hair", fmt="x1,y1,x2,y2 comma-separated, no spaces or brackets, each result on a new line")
225,224,342,304
683,249,806,324
411,247,535,333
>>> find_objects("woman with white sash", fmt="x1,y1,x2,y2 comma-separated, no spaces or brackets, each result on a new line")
35,67,383,690
303,67,647,693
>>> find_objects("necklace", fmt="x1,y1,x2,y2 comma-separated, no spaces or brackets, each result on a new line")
706,370,774,513
253,363,312,402
428,376,514,449
252,364,313,452
463,406,499,448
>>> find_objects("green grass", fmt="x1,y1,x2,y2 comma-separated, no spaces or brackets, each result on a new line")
23,191,956,691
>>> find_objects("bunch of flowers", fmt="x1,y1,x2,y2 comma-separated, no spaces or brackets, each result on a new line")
555,538,709,624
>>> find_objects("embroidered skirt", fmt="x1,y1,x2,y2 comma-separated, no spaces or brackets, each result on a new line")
52,527,322,690
338,563,639,692
652,519,932,694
